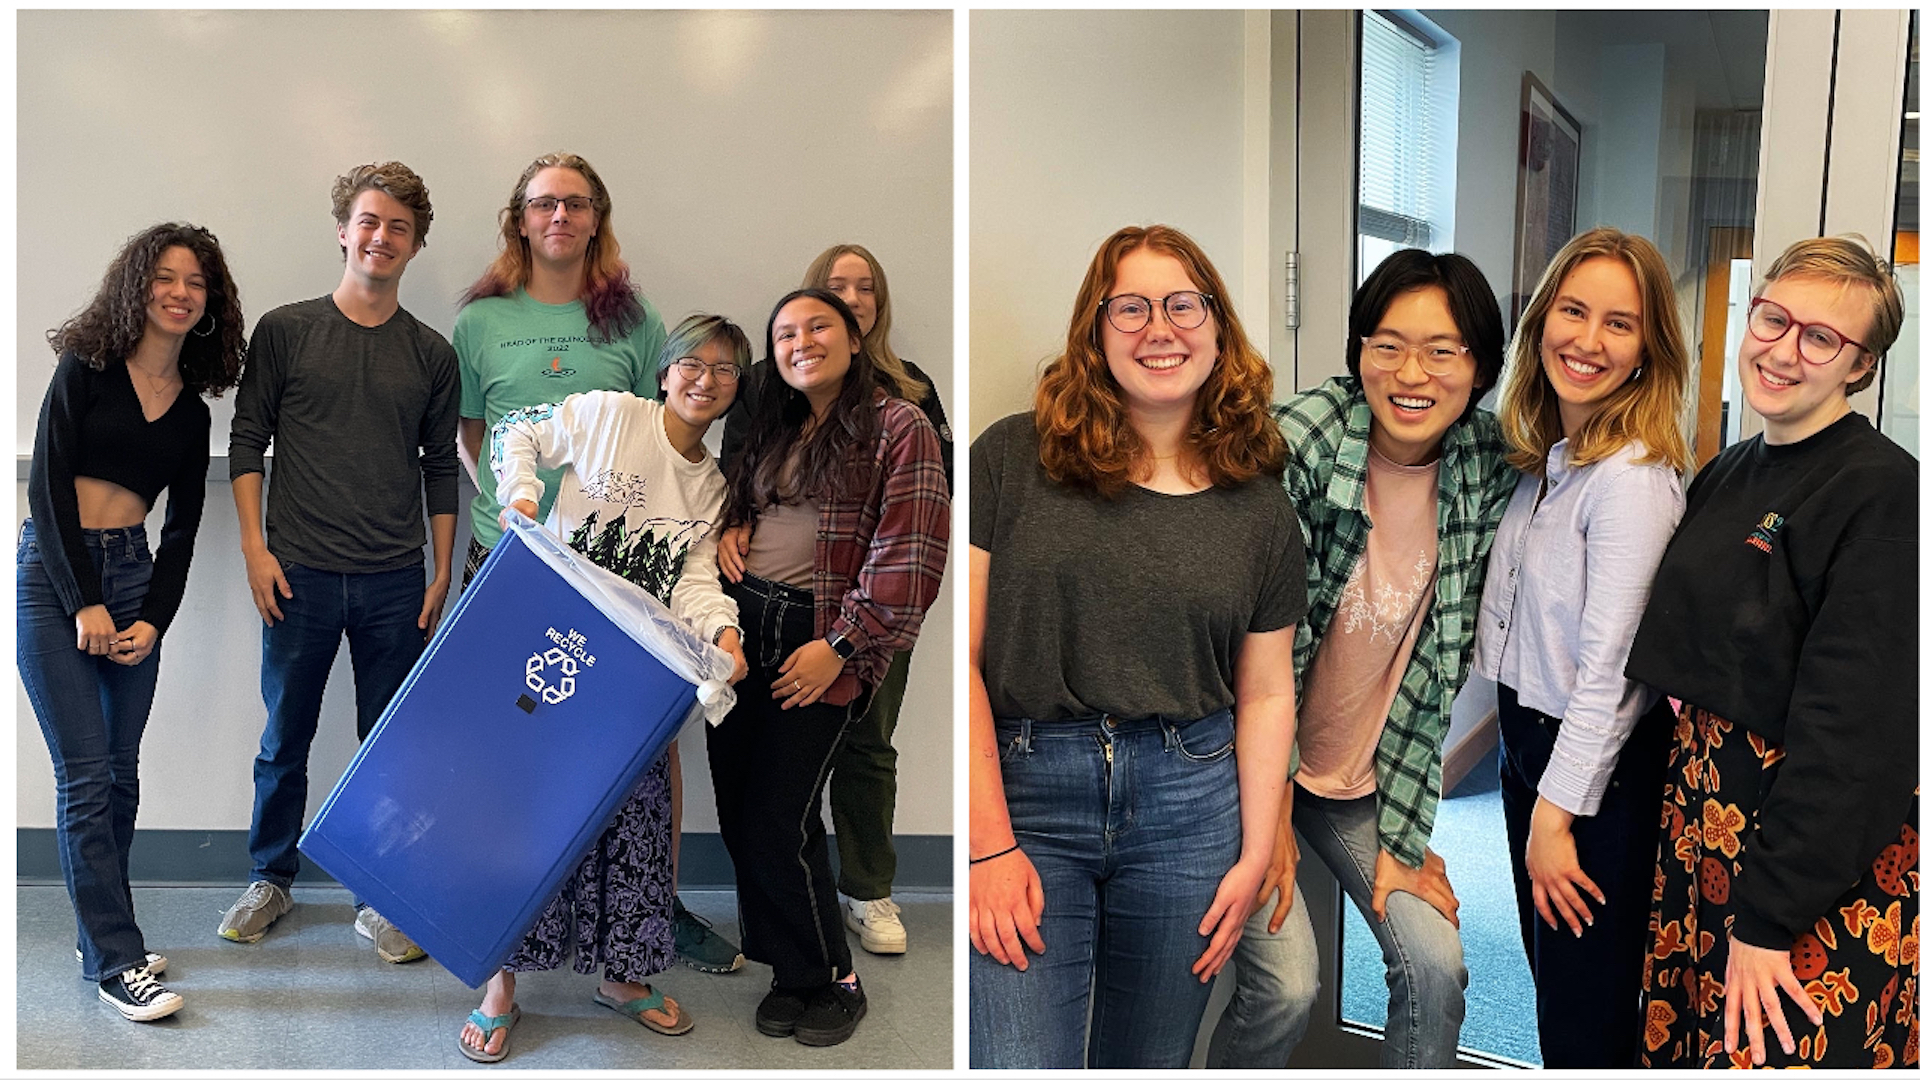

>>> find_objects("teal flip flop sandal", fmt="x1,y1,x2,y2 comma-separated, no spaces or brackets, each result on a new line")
594,985,696,1036
458,1002,521,1063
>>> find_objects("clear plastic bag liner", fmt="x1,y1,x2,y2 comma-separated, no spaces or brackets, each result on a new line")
505,513,737,725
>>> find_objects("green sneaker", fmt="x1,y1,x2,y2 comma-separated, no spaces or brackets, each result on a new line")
673,896,744,973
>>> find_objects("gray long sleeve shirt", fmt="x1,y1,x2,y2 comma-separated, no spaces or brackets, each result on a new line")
229,296,461,573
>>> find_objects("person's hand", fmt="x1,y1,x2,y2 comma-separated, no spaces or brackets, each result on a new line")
1724,934,1822,1066
418,574,451,636
969,847,1046,969
75,604,119,655
1258,781,1300,933
716,525,751,583
107,621,158,665
716,628,748,685
242,543,292,626
1371,846,1461,929
1526,796,1603,935
772,639,844,709
1194,857,1265,983
498,498,539,531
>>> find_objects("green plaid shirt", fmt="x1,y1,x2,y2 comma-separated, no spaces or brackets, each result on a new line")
1274,376,1518,867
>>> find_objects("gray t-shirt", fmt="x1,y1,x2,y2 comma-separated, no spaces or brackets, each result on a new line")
229,296,461,573
972,412,1308,722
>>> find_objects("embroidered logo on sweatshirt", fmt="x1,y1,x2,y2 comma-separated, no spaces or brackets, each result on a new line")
1745,511,1785,554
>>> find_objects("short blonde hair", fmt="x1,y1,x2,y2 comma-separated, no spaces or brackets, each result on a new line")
1760,235,1905,396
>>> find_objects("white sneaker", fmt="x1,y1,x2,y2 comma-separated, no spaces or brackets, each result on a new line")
843,895,907,955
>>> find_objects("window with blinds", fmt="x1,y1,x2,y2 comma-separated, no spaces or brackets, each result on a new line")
1358,10,1447,282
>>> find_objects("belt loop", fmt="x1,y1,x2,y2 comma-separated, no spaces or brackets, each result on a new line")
1017,717,1032,755
1161,717,1176,753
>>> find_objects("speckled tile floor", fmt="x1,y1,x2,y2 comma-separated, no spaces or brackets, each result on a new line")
18,886,952,1070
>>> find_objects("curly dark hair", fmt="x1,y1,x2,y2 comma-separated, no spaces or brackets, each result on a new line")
47,222,246,397
722,288,882,530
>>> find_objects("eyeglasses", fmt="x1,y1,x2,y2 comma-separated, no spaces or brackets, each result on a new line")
1100,291,1213,333
670,356,742,384
524,196,597,217
1746,297,1870,366
1360,336,1472,377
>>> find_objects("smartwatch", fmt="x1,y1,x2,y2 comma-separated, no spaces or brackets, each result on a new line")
825,630,856,661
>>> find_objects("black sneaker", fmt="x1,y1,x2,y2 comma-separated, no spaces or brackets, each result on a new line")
99,966,183,1022
755,983,810,1038
793,979,867,1047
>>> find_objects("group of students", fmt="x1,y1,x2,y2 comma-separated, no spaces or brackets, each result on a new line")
19,153,951,1058
968,223,1916,1069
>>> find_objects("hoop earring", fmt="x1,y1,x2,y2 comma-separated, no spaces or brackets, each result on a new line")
191,313,217,338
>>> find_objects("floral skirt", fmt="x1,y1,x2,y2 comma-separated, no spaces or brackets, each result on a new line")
502,751,675,983
1641,700,1919,1068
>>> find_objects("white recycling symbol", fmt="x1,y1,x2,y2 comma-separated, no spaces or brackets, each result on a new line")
525,647,580,704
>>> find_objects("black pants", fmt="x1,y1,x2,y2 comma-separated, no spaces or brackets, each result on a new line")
1497,683,1667,1068
709,572,864,988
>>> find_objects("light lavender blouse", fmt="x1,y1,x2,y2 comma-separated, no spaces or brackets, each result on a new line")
1473,439,1684,816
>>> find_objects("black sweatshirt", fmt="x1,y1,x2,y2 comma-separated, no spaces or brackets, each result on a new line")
27,352,210,636
1626,412,1918,949
228,296,460,573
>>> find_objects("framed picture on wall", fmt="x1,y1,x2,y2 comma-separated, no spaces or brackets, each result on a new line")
1511,71,1582,329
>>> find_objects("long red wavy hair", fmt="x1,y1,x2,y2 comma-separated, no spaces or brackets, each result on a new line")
1035,224,1285,496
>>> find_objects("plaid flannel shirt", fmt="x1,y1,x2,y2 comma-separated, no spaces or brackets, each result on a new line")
811,396,951,705
1274,376,1517,867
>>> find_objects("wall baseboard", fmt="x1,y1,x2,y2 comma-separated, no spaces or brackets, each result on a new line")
17,829,952,892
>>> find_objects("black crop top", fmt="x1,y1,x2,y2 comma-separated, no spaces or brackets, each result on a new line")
26,352,212,635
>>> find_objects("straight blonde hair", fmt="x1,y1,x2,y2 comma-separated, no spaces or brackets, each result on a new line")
1501,227,1692,477
802,243,928,404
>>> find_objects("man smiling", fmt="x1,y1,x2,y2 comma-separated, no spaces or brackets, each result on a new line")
222,162,460,963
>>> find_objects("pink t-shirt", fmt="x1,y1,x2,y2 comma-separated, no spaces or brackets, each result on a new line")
1296,448,1439,799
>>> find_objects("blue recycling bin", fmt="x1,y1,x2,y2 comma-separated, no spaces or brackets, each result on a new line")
299,518,726,988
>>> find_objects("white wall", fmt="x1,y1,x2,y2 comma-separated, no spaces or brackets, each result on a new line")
970,10,1255,439
15,9,955,838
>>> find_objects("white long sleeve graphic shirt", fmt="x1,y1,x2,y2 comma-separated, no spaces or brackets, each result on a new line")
491,391,738,644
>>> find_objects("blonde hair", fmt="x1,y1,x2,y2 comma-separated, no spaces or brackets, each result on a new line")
801,243,928,404
1759,234,1905,396
1500,227,1692,476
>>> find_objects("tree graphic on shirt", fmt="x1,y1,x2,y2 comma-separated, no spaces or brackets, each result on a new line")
567,511,708,606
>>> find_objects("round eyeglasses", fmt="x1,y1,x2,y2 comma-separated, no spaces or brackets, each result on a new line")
1746,297,1870,366
1100,291,1213,333
1360,336,1472,378
670,356,742,384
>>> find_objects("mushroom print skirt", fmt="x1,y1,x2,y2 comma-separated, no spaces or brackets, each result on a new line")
501,751,675,983
1640,701,1919,1068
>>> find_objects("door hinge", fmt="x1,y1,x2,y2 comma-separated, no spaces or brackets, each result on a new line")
1285,251,1301,330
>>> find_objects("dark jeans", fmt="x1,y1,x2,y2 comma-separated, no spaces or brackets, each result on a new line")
831,644,911,899
969,709,1241,1069
248,559,426,888
16,520,160,982
708,572,864,988
1497,682,1667,1068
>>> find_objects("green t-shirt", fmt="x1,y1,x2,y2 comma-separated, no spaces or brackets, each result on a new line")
455,288,665,549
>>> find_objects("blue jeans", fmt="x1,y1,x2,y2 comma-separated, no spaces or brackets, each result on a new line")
969,709,1240,1069
1214,788,1466,1068
248,559,425,888
16,520,161,982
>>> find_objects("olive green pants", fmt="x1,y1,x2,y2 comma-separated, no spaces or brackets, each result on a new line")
830,646,912,899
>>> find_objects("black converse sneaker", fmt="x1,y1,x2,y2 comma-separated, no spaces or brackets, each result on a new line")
99,966,183,1021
